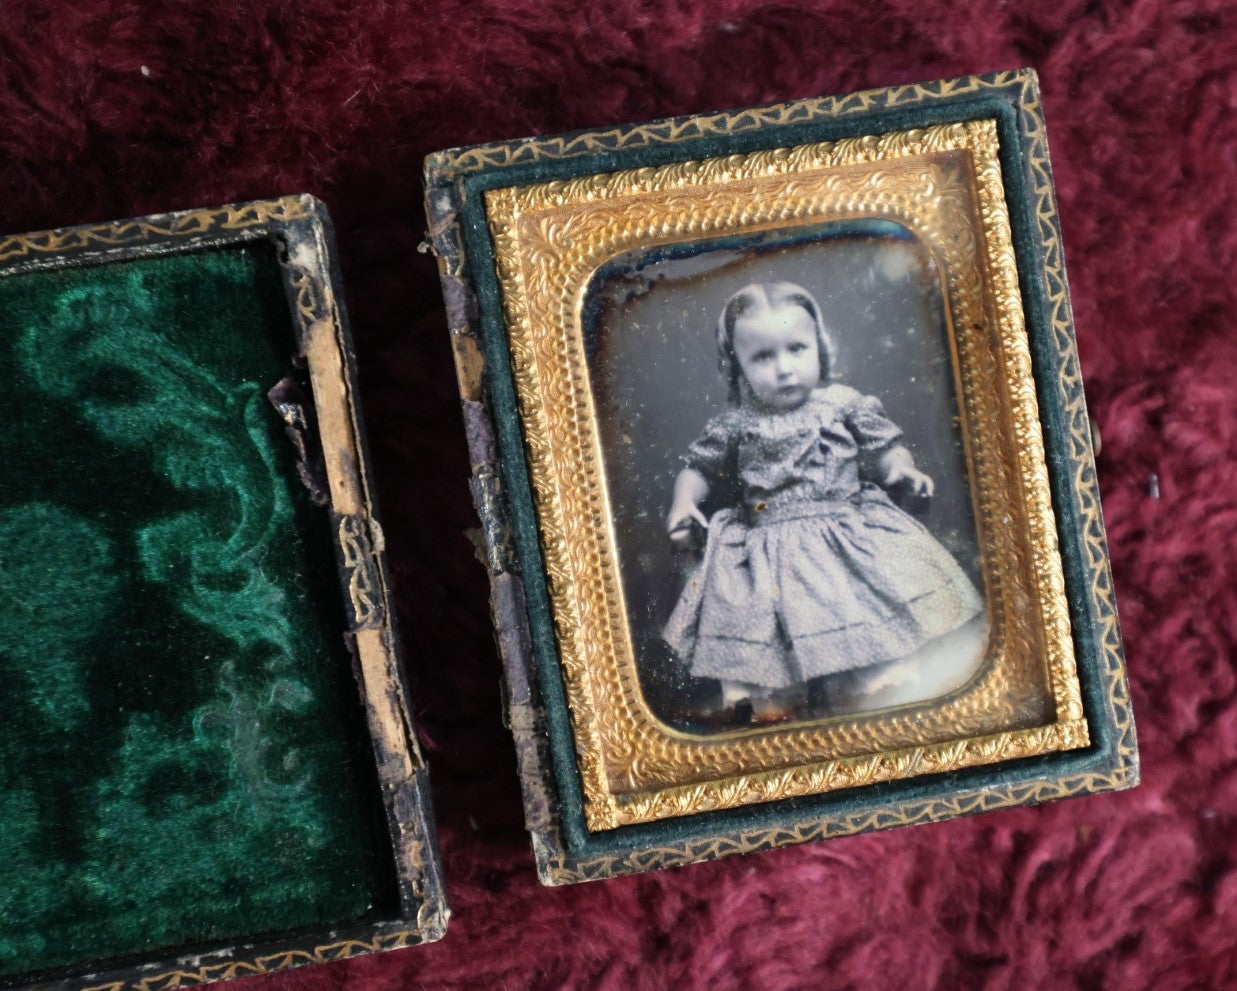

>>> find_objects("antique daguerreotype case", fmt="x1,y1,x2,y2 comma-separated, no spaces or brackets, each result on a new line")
425,69,1138,884
0,198,447,990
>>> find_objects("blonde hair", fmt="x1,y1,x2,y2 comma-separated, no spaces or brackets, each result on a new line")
715,281,836,404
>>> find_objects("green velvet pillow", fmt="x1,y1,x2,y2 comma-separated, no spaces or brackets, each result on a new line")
0,246,398,978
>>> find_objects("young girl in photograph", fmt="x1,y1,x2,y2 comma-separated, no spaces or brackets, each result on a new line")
663,281,986,725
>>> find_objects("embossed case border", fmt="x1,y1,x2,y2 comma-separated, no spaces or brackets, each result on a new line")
425,69,1138,884
1,197,448,990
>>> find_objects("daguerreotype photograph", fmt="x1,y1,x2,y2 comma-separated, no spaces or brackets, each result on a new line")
586,222,990,734
472,109,1101,835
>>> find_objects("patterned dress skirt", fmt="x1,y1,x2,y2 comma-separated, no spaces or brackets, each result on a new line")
663,487,984,689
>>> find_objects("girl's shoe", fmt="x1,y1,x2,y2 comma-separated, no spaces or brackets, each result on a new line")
749,701,799,726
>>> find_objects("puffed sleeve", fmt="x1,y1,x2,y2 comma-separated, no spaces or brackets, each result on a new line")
681,410,737,487
844,391,903,453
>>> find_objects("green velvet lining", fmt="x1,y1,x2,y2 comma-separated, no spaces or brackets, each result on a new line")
0,246,397,979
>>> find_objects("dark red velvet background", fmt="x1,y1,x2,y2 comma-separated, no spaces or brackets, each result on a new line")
2,2,1234,988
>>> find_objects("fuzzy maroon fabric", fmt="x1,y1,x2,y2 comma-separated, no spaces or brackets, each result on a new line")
2,2,1234,988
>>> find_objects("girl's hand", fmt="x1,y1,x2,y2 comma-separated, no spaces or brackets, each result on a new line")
666,499,708,549
885,463,935,500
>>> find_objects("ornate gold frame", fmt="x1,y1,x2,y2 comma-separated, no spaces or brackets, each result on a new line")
485,120,1088,831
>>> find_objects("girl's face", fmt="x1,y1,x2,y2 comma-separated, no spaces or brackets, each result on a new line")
732,303,822,411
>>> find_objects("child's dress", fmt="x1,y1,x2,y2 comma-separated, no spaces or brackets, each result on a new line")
664,382,984,689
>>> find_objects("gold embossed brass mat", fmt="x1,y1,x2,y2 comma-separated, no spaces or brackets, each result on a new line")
485,120,1087,830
